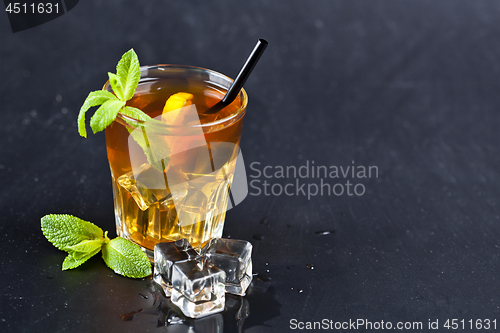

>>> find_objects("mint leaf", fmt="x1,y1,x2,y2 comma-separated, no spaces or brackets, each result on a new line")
78,49,148,138
129,124,171,171
65,239,105,259
41,214,104,251
102,237,151,278
120,108,170,171
42,214,151,278
89,99,125,134
78,90,118,138
62,247,101,270
121,106,152,122
116,49,141,101
77,49,168,171
108,72,123,100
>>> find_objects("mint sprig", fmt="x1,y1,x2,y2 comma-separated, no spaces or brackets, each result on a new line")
115,49,141,100
77,49,149,138
41,214,151,278
77,49,169,172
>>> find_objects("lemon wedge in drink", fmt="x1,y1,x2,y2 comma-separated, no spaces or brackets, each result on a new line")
163,92,193,113
161,92,194,125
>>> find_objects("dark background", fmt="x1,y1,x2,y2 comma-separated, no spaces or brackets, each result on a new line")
1,1,500,332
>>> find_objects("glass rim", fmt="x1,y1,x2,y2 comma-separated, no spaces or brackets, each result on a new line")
102,64,248,132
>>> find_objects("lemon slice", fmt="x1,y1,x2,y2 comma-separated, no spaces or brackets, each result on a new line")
163,92,194,113
161,92,194,125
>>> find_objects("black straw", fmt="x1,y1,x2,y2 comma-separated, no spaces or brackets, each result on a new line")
204,39,268,114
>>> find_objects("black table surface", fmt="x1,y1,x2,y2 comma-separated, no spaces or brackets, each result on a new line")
2,1,500,332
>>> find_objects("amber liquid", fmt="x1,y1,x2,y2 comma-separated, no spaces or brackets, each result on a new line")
105,77,245,253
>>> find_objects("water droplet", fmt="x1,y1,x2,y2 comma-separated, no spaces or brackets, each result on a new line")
252,234,265,241
297,289,304,293
139,293,148,299
315,230,334,236
306,264,314,270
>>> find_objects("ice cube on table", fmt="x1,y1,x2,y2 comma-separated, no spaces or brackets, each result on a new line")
171,257,226,318
203,238,253,296
153,239,200,296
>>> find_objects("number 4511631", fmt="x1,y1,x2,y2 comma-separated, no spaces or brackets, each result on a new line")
5,3,59,14
444,319,496,330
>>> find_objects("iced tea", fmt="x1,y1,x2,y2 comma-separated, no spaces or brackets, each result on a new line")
104,65,246,255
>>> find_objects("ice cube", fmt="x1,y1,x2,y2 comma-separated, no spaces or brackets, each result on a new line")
117,163,188,211
117,168,158,211
153,239,200,296
177,187,208,227
170,257,226,318
203,238,253,296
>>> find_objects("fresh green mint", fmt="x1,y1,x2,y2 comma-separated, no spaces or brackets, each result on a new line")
77,49,150,138
41,214,151,278
77,49,169,171
41,214,104,250
63,246,102,270
102,237,153,279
